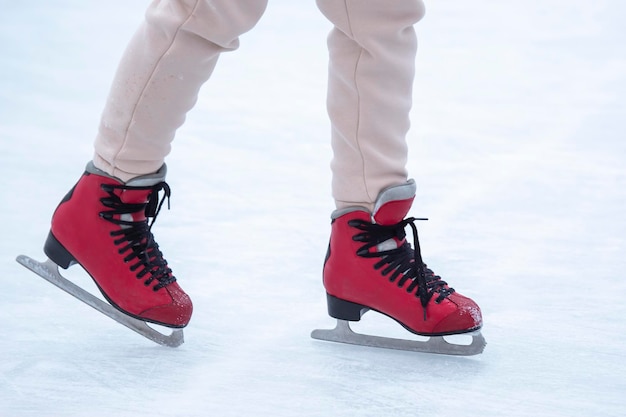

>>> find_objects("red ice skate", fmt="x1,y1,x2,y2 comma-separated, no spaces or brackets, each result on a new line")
312,180,485,355
41,162,192,329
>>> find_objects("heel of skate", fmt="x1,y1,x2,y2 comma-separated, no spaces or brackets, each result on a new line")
44,232,77,269
326,293,369,320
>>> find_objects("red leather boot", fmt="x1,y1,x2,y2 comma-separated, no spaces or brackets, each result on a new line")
43,162,192,328
323,180,482,336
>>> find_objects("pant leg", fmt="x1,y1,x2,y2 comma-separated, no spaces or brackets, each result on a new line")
93,0,268,181
316,0,426,210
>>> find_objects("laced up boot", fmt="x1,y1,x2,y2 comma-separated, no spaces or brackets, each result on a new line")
323,180,482,336
43,162,192,328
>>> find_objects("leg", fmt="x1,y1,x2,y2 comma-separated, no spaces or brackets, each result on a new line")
315,0,484,349
93,0,268,181
317,0,424,210
44,0,267,334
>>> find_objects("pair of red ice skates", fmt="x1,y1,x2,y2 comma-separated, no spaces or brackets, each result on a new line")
21,162,484,354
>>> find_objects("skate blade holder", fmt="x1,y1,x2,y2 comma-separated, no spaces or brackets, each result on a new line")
311,319,486,356
16,255,184,348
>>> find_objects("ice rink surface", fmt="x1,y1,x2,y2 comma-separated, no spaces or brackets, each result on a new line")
1,1,625,416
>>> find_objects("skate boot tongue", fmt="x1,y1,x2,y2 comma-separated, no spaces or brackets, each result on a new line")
371,180,417,250
125,165,169,221
371,180,416,226
114,164,171,223
104,184,167,226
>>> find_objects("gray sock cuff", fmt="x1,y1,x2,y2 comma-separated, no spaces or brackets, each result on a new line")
85,161,167,186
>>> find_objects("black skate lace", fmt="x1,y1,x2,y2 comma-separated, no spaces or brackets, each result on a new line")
99,182,176,291
348,217,454,320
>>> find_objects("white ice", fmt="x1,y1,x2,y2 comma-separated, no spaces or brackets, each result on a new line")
1,1,625,416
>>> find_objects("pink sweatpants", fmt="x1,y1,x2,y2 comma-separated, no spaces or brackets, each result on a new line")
93,0,425,210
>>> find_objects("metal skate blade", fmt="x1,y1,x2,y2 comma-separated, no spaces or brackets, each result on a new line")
311,319,486,356
16,255,184,348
